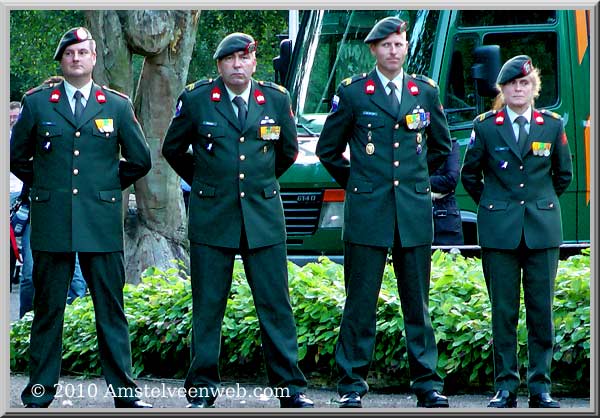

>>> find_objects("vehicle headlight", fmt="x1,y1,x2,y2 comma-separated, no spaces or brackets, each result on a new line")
318,189,345,228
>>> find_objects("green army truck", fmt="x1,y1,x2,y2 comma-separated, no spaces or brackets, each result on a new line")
274,9,591,263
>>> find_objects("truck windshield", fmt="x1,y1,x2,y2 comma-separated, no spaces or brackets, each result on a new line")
289,10,440,135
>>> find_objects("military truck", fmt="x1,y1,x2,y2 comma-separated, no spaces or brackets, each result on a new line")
274,9,591,264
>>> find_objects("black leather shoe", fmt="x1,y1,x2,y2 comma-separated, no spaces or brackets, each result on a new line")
529,392,560,408
114,399,153,408
339,391,362,408
488,390,517,408
417,390,449,408
186,398,216,408
280,392,314,408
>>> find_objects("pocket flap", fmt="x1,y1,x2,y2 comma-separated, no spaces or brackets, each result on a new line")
37,126,62,138
197,125,225,140
31,189,50,202
415,182,431,194
195,183,216,197
263,183,280,199
480,199,508,211
98,190,122,203
348,180,373,194
356,116,384,129
536,199,557,210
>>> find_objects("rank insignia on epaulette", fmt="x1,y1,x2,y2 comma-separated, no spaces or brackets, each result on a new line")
540,109,561,120
102,85,129,99
187,79,212,92
411,74,437,88
258,80,287,94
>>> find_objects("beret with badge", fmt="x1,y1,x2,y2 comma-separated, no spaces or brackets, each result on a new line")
364,16,408,44
496,54,534,85
54,27,93,61
213,32,257,60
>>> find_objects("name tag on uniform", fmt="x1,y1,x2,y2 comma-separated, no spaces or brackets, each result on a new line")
259,125,281,140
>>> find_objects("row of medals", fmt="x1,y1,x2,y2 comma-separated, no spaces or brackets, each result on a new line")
366,131,423,155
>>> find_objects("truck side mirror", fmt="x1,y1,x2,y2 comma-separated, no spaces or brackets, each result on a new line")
273,39,293,86
471,45,501,98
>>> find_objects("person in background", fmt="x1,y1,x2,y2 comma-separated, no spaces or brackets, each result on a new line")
431,138,464,246
316,16,451,408
10,27,152,408
461,55,572,408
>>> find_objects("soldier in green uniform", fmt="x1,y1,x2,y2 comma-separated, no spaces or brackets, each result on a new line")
461,55,573,408
10,27,152,408
316,17,452,408
162,32,313,409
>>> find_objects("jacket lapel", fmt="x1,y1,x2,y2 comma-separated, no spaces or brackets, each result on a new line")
244,81,262,135
498,107,522,160
368,70,398,120
77,83,103,129
520,109,535,157
214,77,242,131
53,82,77,128
399,74,418,125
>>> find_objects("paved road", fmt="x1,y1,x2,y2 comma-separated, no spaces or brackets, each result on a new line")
8,284,591,411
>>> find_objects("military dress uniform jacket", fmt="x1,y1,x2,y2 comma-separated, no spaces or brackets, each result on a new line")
316,70,452,248
162,77,298,249
461,107,573,250
10,81,151,253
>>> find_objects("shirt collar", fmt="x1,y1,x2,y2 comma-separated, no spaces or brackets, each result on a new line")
375,67,404,92
225,83,252,105
506,106,532,124
63,79,94,101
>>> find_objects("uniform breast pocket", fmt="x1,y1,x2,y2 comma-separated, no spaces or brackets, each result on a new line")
92,127,117,141
356,116,384,133
37,125,62,152
197,124,225,152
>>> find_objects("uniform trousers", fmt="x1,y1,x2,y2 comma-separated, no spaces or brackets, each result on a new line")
336,230,443,397
482,237,559,395
21,251,138,406
184,239,307,403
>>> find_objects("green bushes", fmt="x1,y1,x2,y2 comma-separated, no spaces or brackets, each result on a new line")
10,250,590,393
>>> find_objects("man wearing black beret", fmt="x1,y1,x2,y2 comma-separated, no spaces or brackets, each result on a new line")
462,55,572,408
11,26,152,408
162,32,313,409
316,16,451,408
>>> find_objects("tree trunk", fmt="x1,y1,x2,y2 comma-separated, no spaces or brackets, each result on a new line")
85,10,200,283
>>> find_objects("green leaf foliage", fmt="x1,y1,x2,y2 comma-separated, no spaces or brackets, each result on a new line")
10,250,590,394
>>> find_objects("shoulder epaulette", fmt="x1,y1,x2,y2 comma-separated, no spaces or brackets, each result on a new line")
410,74,437,88
102,85,130,99
258,80,287,94
474,109,497,123
341,73,368,87
186,79,213,92
540,108,561,120
25,83,53,96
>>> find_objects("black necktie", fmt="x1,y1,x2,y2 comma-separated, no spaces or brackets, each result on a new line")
232,96,247,130
74,90,84,122
515,115,528,151
387,81,400,118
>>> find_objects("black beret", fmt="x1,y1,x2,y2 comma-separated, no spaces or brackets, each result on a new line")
364,17,408,44
496,55,534,85
213,32,257,60
54,27,93,61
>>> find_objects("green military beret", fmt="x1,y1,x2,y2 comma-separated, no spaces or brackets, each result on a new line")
364,16,408,44
54,27,93,61
496,54,534,85
213,32,257,60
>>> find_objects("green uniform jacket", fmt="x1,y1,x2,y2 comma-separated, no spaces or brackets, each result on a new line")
316,70,452,247
10,81,151,253
162,77,298,249
461,107,573,249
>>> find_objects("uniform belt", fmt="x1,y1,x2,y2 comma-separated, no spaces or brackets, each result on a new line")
433,209,460,217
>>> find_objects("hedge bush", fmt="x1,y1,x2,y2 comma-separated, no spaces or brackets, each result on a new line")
10,250,590,393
